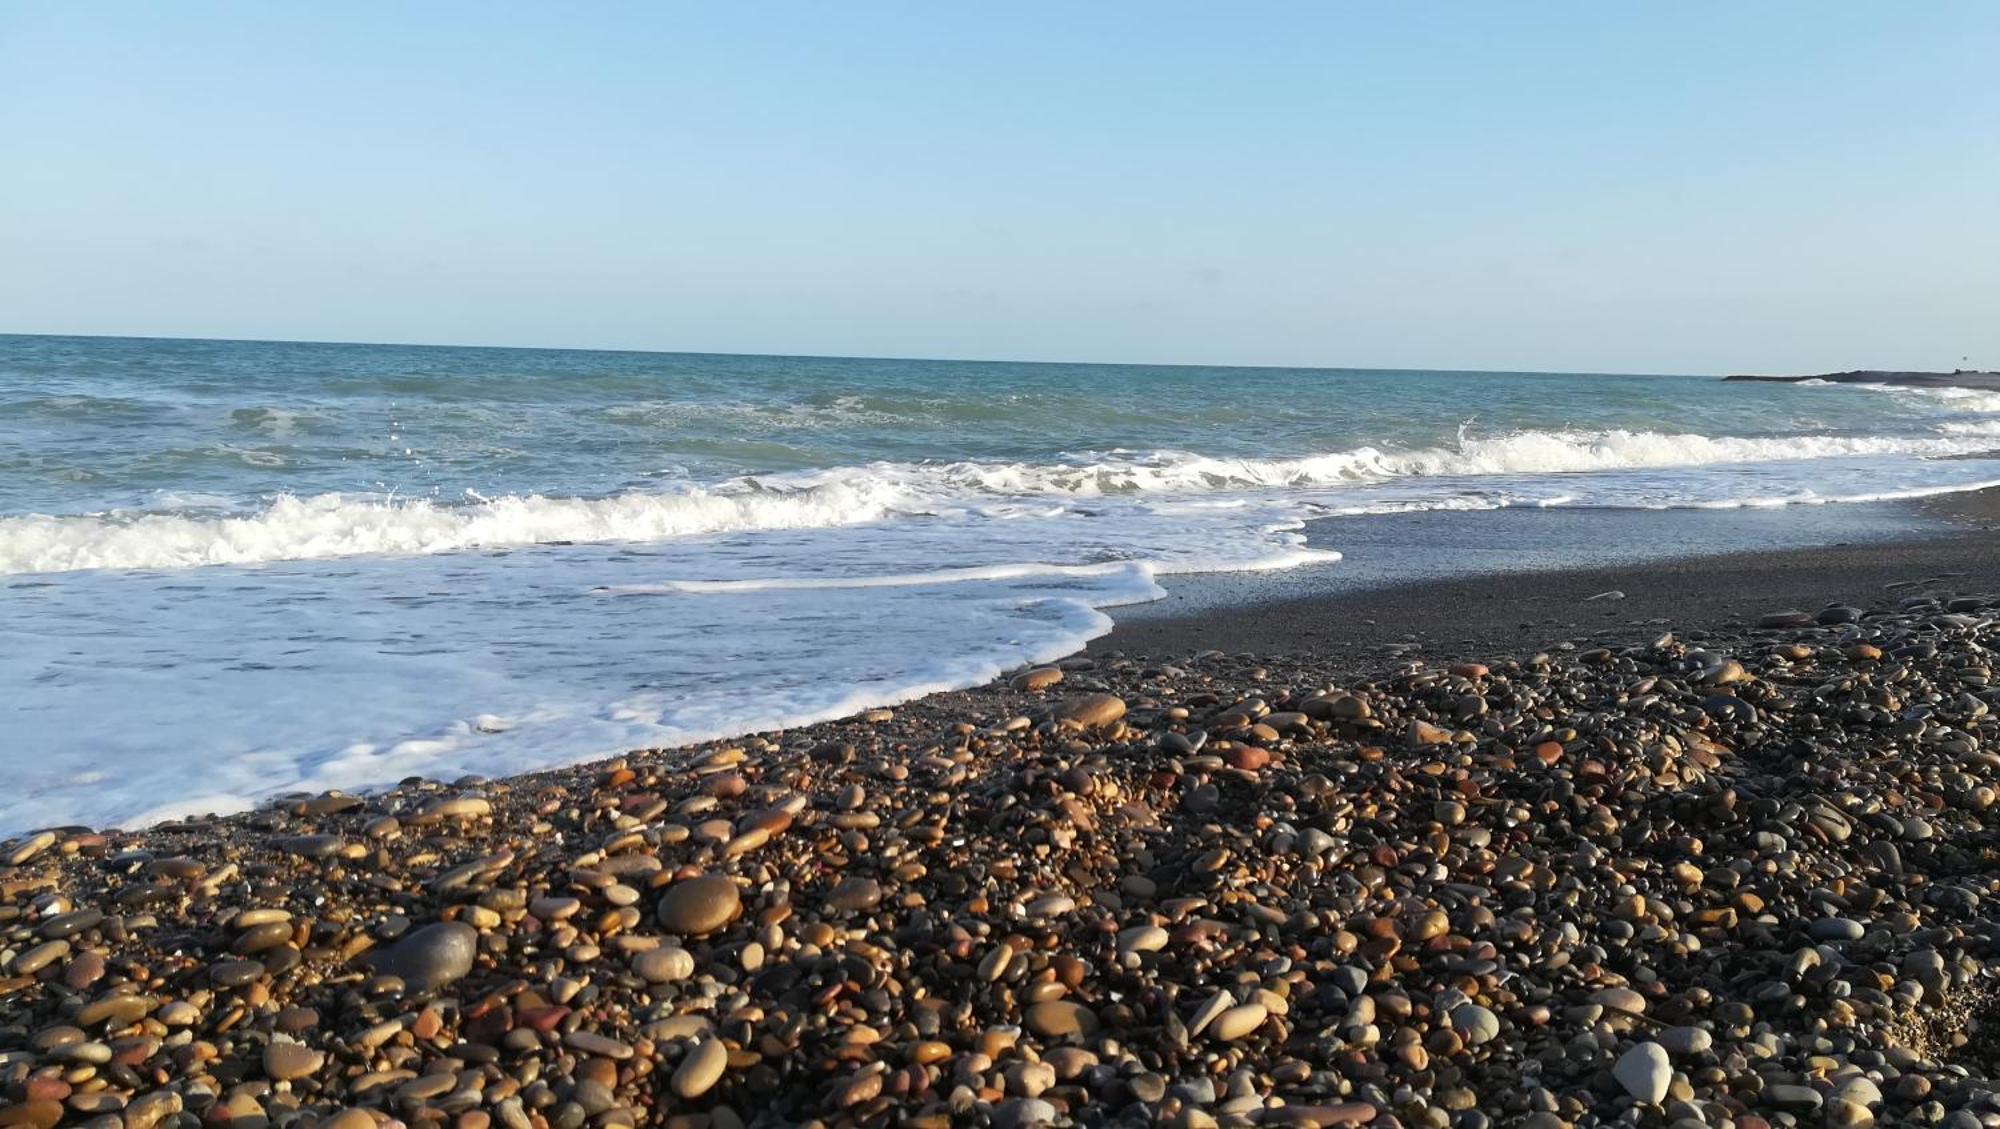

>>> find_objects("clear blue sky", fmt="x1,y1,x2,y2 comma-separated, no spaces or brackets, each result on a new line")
3,3,1995,373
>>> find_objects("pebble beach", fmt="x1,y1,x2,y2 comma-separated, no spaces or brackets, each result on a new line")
8,539,2000,1129
6,6,1994,1128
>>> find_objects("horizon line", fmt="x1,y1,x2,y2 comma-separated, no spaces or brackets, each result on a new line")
0,329,1712,380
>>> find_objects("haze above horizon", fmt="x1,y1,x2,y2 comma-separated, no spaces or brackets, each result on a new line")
3,3,1995,375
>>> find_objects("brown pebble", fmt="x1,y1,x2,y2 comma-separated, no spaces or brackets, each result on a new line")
656,873,742,935
263,1041,325,1081
1024,1000,1099,1039
673,1036,729,1098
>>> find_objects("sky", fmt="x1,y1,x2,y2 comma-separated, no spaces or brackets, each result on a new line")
2,3,1996,374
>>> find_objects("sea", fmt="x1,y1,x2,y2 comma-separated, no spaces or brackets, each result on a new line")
7,334,2000,833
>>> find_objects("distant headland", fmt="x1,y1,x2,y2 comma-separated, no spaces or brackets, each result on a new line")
1725,369,2000,391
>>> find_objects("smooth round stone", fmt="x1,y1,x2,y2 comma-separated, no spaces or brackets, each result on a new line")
1810,917,1865,942
263,1042,325,1081
1832,1077,1883,1109
571,1080,615,1116
235,921,295,954
421,795,492,821
1760,610,1815,628
1407,720,1453,746
1763,1083,1823,1111
656,874,741,936
1117,925,1169,954
564,1031,633,1060
55,1042,111,1065
1409,909,1449,940
993,1098,1058,1129
77,995,154,1026
1025,1000,1099,1039
1025,894,1075,918
1658,1026,1713,1055
965,941,1014,985
1052,694,1126,729
1613,1042,1671,1105
273,834,345,858
1127,1074,1168,1104
1207,1003,1267,1041
1590,987,1646,1015
63,952,106,991
369,921,478,992
121,1092,180,1129
673,1037,728,1099
824,877,883,914
1010,667,1064,692
210,960,266,988
530,897,581,921
13,940,70,975
7,831,57,866
633,945,695,983
39,910,104,939
1450,1003,1499,1046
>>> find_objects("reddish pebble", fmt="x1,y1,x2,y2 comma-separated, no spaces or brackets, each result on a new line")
519,1005,571,1034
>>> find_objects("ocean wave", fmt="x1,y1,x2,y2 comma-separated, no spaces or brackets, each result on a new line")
5,426,1997,575
1936,419,2000,436
227,406,330,437
1836,381,2000,417
0,482,907,575
603,395,907,432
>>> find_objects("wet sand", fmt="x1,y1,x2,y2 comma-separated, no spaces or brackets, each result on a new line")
1097,488,2000,664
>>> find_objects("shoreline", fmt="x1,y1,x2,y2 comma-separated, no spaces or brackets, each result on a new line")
1096,487,2000,666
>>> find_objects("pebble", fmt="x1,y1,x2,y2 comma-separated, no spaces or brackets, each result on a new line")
1657,1026,1712,1055
632,944,695,983
655,873,741,935
1809,916,1865,942
369,921,478,992
1052,693,1125,728
1010,667,1064,692
1450,1003,1499,1046
1612,1042,1671,1105
1024,1000,1098,1038
672,1036,728,1099
263,1041,325,1081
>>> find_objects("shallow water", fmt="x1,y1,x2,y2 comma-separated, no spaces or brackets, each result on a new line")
6,334,2000,831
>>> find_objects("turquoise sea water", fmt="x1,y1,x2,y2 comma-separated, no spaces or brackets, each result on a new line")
6,334,2000,831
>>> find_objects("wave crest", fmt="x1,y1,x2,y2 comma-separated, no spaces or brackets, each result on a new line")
0,482,903,575
5,426,1995,575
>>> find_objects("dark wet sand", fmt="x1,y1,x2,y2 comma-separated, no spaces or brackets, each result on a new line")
1096,487,2000,663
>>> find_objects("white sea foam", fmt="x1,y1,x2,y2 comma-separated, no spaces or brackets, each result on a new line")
1836,380,2000,417
8,427,1998,576
598,560,1157,595
1677,478,2000,510
0,480,907,575
0,541,1152,832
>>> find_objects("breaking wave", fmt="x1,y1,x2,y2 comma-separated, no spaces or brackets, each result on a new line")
5,426,1997,575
